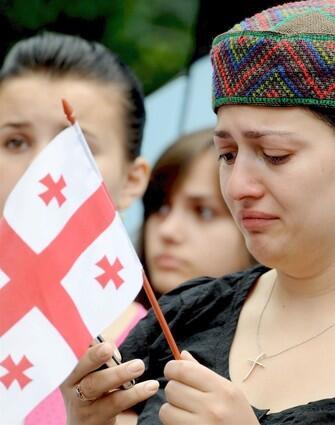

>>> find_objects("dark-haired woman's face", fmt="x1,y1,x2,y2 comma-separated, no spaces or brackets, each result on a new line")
144,148,252,294
215,105,335,274
0,75,148,215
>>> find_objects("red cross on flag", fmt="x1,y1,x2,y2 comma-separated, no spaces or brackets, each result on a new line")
0,118,144,423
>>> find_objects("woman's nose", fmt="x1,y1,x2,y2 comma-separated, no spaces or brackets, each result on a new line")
224,157,264,202
158,207,185,242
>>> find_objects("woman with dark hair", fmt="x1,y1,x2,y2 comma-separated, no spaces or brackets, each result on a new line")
0,31,150,424
62,1,335,423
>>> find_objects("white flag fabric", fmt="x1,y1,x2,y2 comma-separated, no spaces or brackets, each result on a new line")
0,122,143,423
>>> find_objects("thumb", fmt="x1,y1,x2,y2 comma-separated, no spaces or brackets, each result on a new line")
180,350,198,362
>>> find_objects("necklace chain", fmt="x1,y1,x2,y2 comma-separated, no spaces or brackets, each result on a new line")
242,278,335,382
257,279,335,359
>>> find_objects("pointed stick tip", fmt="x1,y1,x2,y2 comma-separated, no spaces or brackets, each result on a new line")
61,99,76,125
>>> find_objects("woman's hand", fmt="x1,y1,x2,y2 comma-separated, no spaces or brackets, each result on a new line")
159,351,259,425
60,340,159,425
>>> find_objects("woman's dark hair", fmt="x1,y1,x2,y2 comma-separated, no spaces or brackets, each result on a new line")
142,128,215,222
309,107,335,129
0,31,145,159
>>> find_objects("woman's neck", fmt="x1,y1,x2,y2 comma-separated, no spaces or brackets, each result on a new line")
274,263,335,300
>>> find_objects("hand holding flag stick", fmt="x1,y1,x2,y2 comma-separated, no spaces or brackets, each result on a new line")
62,98,180,360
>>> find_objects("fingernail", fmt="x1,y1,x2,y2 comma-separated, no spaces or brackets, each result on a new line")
181,350,195,360
127,359,144,373
145,380,159,393
113,347,122,363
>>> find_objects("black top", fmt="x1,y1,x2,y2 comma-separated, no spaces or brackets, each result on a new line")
120,265,335,424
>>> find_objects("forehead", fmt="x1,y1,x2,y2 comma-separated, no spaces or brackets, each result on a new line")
216,105,298,128
215,105,334,142
0,74,125,126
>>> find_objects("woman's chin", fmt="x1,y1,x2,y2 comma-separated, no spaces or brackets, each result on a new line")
246,240,284,268
151,270,189,295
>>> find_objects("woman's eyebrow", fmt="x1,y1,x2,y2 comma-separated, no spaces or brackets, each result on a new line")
214,129,231,138
243,130,295,138
0,121,30,129
214,129,295,139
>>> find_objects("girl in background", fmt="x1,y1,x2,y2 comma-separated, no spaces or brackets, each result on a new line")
138,127,254,304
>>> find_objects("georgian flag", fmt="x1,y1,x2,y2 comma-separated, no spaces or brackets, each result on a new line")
0,121,143,423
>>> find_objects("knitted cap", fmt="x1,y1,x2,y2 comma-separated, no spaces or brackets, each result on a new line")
211,0,335,111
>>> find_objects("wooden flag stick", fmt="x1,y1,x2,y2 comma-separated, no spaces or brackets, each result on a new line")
142,272,181,360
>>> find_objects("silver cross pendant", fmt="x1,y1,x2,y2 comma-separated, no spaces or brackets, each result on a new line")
242,352,266,382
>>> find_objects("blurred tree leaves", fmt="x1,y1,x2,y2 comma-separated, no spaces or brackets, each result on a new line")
0,0,198,94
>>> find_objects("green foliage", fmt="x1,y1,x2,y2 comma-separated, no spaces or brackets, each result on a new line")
1,0,199,94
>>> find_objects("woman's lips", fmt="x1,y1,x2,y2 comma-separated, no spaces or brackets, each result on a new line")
153,254,182,270
238,210,279,231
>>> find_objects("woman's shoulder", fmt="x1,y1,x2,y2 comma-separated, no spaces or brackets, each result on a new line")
159,264,269,312
121,265,268,357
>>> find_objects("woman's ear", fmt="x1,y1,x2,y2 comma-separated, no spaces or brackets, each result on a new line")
117,156,150,211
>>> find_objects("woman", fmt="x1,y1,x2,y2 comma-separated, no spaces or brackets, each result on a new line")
140,127,254,298
0,31,150,424
62,1,335,423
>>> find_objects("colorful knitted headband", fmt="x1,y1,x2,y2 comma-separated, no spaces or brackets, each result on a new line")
211,0,335,111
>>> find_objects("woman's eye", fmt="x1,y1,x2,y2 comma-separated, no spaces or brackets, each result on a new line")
4,137,29,152
196,206,216,221
156,204,170,217
218,151,237,164
263,153,290,165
